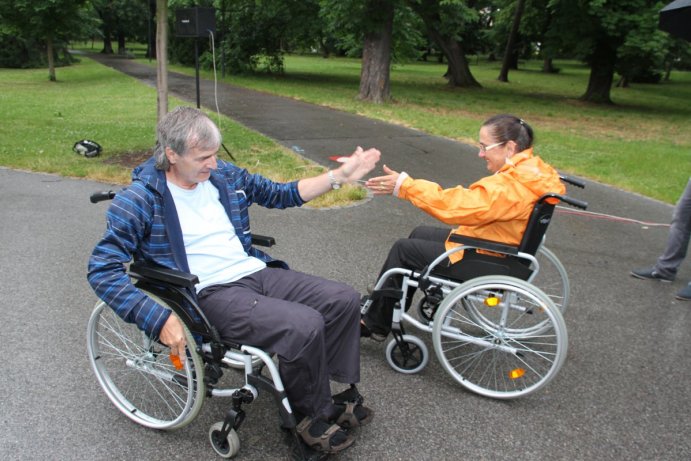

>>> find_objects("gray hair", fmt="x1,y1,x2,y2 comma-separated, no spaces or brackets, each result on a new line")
153,106,222,170
482,114,534,152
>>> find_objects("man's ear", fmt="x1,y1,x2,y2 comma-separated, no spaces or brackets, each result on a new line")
165,147,177,165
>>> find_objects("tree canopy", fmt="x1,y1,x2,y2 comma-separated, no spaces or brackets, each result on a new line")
1,0,689,102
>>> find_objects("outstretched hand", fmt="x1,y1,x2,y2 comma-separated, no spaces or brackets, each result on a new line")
366,165,401,195
337,146,381,183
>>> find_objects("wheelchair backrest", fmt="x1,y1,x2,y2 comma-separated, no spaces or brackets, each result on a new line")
517,195,558,256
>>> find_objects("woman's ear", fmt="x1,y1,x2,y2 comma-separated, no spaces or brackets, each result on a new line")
505,140,519,157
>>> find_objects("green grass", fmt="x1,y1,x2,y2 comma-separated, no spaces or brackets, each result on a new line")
0,56,365,208
4,44,691,203
155,52,690,204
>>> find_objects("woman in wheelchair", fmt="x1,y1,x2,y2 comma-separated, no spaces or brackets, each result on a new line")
88,107,379,454
361,114,566,341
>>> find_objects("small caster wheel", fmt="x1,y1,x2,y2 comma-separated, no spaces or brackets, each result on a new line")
386,335,429,374
209,422,241,458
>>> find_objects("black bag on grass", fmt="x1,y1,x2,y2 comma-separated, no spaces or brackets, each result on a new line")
73,139,102,158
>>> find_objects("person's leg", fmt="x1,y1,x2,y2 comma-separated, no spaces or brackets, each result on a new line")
363,226,450,335
655,178,691,277
256,267,362,387
198,268,361,420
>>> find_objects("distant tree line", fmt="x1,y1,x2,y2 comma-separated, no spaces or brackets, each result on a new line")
1,0,689,104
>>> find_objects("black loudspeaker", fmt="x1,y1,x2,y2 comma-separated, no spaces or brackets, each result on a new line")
175,7,216,38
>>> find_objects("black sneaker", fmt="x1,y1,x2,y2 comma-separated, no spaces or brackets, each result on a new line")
630,267,674,283
360,320,387,342
676,284,691,301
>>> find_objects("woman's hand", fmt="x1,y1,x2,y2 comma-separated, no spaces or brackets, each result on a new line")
366,165,400,195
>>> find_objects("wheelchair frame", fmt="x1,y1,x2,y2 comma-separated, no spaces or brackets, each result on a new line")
360,177,587,399
87,189,313,459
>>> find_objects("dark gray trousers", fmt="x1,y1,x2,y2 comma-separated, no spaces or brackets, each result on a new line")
364,225,451,335
654,178,691,278
198,267,361,420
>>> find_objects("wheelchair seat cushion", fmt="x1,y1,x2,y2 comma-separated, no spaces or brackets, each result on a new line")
431,249,533,282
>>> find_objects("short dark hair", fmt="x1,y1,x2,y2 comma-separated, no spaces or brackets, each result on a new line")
482,114,534,152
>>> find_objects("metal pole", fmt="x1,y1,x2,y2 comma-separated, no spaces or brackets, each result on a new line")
195,38,200,108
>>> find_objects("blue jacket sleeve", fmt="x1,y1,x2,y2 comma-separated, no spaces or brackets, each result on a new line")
86,183,171,338
231,165,305,209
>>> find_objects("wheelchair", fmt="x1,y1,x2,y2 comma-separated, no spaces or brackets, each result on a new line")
86,191,317,459
360,176,588,400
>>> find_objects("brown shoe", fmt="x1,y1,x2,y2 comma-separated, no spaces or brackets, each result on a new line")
296,417,355,454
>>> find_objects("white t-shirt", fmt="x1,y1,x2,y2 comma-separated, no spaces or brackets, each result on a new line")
167,180,266,293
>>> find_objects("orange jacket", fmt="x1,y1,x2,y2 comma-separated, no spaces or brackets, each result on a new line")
397,148,565,263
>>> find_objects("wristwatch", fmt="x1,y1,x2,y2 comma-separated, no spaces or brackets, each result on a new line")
328,170,341,190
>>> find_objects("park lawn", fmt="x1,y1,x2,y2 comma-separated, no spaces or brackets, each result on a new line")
0,57,365,208
159,53,691,204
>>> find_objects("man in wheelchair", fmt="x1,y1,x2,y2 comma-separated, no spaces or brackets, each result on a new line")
87,106,379,454
360,114,566,342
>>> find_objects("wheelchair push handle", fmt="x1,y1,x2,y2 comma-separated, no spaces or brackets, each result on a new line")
559,174,585,189
90,190,116,203
560,195,588,210
540,192,588,210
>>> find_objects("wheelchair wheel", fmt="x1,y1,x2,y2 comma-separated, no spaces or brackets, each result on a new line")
87,299,206,430
432,276,567,399
385,335,429,374
530,246,570,314
466,246,570,337
209,422,241,458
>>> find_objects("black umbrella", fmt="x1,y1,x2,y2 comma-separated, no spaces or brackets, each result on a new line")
659,0,691,41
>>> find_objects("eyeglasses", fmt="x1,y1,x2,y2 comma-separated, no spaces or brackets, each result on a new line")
478,141,506,153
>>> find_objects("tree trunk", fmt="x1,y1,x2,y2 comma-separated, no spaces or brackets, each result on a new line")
581,38,617,104
542,57,554,73
509,49,519,70
358,1,394,103
46,36,56,82
664,61,672,82
117,31,127,55
319,37,330,58
428,29,480,88
408,1,480,88
498,0,526,82
101,26,114,54
156,0,169,120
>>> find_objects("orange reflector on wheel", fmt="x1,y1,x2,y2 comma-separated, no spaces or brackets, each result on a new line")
484,296,500,307
509,368,525,379
170,353,183,370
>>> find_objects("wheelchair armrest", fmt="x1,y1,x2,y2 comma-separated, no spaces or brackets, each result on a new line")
129,261,199,289
251,234,276,247
447,234,519,256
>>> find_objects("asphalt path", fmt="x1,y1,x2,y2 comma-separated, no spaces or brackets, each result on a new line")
1,54,690,460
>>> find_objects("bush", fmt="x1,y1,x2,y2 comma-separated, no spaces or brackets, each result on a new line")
0,33,76,69
0,33,43,68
